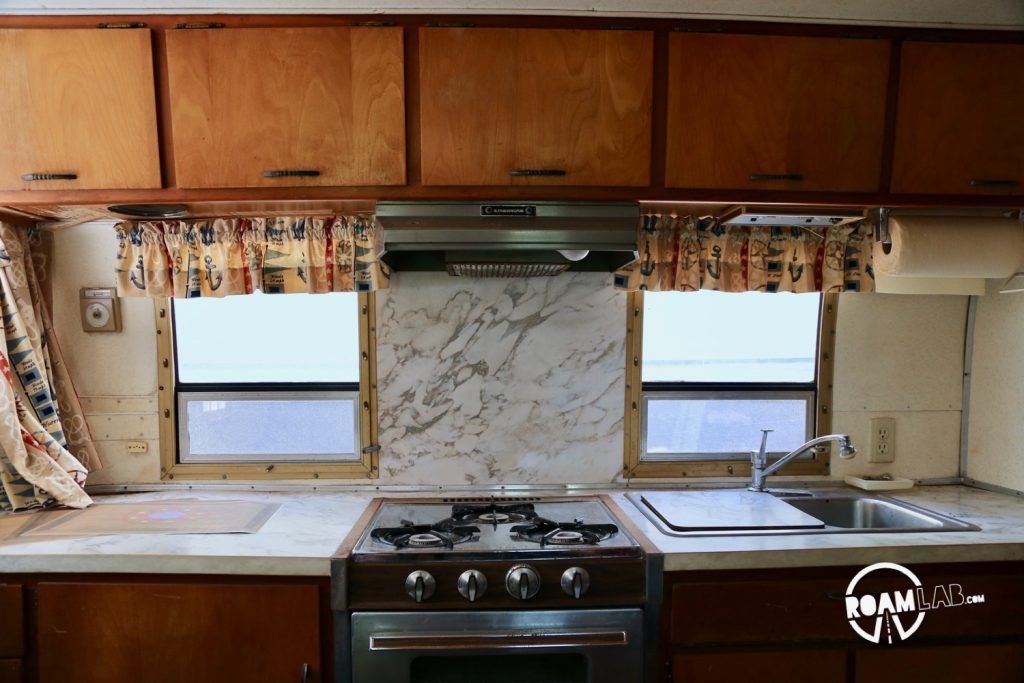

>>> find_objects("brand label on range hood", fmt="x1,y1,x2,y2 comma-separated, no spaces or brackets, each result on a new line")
480,204,537,217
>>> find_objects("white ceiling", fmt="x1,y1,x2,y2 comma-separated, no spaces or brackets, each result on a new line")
1,0,1023,29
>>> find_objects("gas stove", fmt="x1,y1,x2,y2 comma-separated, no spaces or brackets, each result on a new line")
338,497,660,683
354,498,640,559
345,497,647,610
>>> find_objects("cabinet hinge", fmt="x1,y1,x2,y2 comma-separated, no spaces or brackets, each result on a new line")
350,21,398,27
174,22,225,29
97,22,147,29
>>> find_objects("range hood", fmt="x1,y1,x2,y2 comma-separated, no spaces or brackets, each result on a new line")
376,201,639,276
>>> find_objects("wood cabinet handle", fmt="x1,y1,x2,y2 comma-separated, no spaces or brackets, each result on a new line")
22,172,77,181
970,178,1019,188
509,169,567,177
300,663,310,683
749,173,803,182
262,169,321,178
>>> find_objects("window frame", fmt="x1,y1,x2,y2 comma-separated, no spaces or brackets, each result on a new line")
623,291,837,479
155,293,379,480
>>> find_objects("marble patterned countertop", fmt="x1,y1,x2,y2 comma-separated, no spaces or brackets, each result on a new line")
1,485,1023,576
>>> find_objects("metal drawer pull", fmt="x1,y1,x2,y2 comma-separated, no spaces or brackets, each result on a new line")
750,173,804,182
509,169,567,177
22,172,77,181
369,630,627,651
300,663,310,683
970,178,1019,188
263,169,321,178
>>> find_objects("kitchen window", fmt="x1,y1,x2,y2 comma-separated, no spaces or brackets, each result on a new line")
624,290,836,478
157,292,378,480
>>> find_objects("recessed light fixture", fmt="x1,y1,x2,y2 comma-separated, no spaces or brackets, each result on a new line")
107,204,189,219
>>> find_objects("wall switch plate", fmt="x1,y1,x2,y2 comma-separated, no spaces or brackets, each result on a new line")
126,440,148,454
80,287,121,333
869,417,896,463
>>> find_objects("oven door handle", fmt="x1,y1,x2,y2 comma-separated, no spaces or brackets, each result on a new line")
368,630,629,651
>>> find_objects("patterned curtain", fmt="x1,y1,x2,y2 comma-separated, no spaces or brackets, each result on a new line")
614,215,876,293
115,215,389,298
0,223,95,511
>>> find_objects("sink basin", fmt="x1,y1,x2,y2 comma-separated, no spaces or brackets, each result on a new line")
626,489,980,537
781,496,955,530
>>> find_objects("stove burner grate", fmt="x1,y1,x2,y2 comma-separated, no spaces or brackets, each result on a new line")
370,519,480,550
450,502,539,528
511,517,619,547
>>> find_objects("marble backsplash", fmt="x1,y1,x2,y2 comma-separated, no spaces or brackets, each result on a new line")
376,271,627,484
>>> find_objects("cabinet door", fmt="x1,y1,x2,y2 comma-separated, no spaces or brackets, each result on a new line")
420,27,653,186
856,643,1024,683
0,29,161,191
0,660,21,683
665,33,890,192
167,27,406,188
36,582,322,683
0,585,23,659
675,650,847,683
892,42,1024,195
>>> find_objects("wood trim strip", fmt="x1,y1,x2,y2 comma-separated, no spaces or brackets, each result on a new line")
622,291,643,477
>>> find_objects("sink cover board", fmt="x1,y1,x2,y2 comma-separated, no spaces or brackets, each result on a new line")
639,491,826,532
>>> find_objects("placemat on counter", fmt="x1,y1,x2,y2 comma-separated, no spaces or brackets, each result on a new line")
20,500,281,536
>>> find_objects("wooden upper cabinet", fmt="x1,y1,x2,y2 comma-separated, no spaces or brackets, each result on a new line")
0,29,161,191
892,42,1024,195
419,27,653,186
665,33,890,192
166,27,406,189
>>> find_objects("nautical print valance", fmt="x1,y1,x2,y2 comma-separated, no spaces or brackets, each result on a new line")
115,215,389,298
614,215,875,293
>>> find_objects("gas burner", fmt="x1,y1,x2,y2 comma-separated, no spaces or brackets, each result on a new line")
370,519,480,550
510,517,619,547
450,503,538,528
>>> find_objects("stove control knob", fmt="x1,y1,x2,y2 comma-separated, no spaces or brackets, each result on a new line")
457,570,488,602
405,570,436,603
561,567,591,599
506,565,541,600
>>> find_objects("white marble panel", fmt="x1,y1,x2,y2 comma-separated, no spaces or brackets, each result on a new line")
376,272,627,484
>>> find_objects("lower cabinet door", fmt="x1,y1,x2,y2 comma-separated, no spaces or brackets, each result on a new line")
36,582,322,683
0,660,21,683
855,643,1024,683
674,649,847,683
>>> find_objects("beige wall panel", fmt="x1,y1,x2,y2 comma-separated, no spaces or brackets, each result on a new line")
51,221,158,397
87,413,159,441
830,410,962,480
86,440,162,485
967,283,1024,488
80,396,156,414
833,294,967,412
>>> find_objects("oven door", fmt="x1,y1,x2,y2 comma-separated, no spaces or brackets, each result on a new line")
351,608,643,683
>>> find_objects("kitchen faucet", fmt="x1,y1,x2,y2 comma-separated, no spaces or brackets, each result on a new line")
749,429,856,492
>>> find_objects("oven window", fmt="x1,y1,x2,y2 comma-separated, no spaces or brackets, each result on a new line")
411,654,587,683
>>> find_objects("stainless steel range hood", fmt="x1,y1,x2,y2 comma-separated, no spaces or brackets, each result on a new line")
376,201,639,276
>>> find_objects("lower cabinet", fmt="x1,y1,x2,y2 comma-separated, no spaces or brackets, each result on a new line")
855,644,1024,683
664,563,1024,683
674,649,847,683
0,660,21,683
35,581,324,683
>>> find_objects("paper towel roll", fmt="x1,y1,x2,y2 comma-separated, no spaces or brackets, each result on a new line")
872,216,1024,278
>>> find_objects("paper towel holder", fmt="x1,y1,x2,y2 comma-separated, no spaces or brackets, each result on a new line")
873,208,892,251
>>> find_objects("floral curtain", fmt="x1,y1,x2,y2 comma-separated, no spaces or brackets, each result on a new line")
614,215,875,293
0,222,96,511
115,215,389,298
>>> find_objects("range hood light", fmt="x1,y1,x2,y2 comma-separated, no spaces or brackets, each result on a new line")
557,249,591,262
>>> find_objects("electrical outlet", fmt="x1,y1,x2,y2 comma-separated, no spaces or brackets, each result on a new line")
869,417,896,463
127,440,148,454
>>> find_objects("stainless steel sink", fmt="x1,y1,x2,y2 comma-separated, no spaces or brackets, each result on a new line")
780,496,965,530
627,489,980,537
